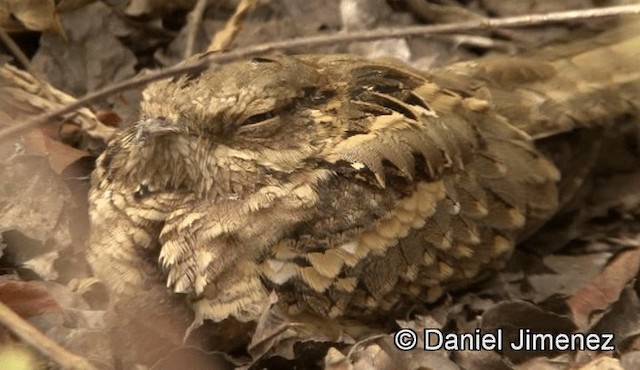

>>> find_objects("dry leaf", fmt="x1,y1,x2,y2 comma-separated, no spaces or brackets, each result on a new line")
527,252,611,302
0,64,115,149
567,247,640,330
577,356,623,370
0,0,66,37
513,354,573,370
589,284,640,354
22,251,59,281
481,301,576,364
0,279,60,318
0,156,76,248
31,2,136,98
149,347,235,370
125,0,196,17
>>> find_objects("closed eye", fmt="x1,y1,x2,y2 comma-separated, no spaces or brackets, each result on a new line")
241,110,277,126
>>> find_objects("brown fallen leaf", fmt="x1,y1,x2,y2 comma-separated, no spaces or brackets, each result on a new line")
22,129,90,175
567,247,640,330
0,279,60,318
0,155,76,248
527,252,612,303
481,301,576,364
620,351,640,370
94,110,122,128
149,347,235,370
589,283,640,355
576,356,623,370
0,0,66,38
512,354,572,370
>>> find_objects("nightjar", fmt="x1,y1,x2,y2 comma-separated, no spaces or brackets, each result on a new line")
88,24,640,346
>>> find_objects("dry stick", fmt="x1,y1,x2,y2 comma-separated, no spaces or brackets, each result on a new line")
207,0,258,53
0,301,98,370
0,4,639,143
183,0,210,58
0,27,33,74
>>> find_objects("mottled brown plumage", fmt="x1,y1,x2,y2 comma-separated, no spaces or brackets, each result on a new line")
88,25,640,346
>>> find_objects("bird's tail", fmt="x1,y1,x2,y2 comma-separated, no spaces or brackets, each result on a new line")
436,18,640,248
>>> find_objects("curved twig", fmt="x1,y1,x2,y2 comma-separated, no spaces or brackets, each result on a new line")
0,4,639,142
183,0,210,58
207,0,258,53
0,301,98,370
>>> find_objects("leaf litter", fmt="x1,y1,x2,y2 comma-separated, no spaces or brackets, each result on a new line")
0,0,640,369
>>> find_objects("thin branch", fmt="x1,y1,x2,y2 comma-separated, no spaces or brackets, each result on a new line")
0,301,98,370
0,4,639,142
207,0,258,53
0,27,33,74
183,0,209,58
0,64,114,142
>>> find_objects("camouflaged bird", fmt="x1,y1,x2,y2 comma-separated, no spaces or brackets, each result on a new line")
88,24,640,343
